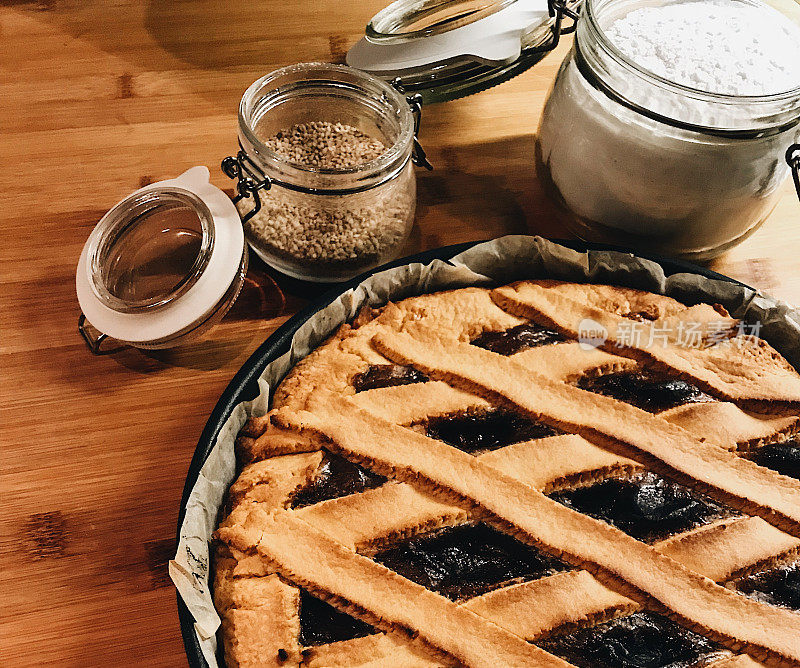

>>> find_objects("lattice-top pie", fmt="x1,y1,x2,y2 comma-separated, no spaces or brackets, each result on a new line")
214,281,800,668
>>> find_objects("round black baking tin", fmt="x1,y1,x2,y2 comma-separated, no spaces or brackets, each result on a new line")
176,238,749,668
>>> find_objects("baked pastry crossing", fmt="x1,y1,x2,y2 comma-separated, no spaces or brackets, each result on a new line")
214,281,800,667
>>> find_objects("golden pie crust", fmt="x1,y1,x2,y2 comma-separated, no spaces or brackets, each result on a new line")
213,281,800,667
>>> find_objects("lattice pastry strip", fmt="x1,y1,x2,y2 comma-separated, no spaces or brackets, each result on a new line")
509,341,638,382
505,280,692,321
654,516,800,583
213,563,302,666
301,632,448,668
659,402,799,450
349,381,491,426
294,482,469,551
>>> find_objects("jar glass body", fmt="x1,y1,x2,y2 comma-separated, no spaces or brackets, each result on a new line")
238,63,417,282
536,0,800,260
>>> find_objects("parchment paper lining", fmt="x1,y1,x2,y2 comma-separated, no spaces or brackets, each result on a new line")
169,234,800,667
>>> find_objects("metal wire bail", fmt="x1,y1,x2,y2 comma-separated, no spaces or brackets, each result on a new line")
788,144,800,204
531,0,581,54
392,79,434,171
78,313,112,354
221,149,272,223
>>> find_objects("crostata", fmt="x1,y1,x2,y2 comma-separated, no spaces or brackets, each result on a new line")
214,281,800,667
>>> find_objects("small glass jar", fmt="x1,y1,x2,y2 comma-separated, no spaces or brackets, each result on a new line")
536,0,800,260
76,167,247,352
224,63,426,283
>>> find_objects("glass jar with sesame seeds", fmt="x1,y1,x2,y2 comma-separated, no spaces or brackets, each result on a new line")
223,62,428,283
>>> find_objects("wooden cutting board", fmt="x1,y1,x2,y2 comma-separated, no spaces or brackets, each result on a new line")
2,1,799,666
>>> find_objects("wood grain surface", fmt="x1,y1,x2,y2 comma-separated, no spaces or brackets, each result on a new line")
2,1,799,666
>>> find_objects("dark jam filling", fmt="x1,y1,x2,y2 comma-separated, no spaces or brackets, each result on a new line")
749,440,800,480
549,472,729,542
352,364,429,392
291,452,387,509
372,522,570,601
538,612,722,668
577,372,714,412
471,322,565,356
298,589,375,646
426,409,559,454
734,562,800,610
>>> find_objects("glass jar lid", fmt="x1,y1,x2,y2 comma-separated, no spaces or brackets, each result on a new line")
76,166,244,347
347,0,580,103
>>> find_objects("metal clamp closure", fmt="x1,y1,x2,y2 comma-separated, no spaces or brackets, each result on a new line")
788,144,800,204
406,93,434,171
78,313,112,354
532,0,580,54
392,80,434,171
221,150,272,224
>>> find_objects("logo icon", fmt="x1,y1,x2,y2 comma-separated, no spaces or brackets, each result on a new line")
578,318,608,350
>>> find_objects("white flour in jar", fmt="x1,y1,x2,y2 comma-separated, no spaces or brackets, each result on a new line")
605,1,800,95
536,0,800,259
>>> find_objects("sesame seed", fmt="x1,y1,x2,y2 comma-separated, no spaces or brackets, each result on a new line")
243,121,414,273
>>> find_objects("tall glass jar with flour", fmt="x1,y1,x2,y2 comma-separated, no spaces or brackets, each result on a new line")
536,0,800,260
349,0,800,260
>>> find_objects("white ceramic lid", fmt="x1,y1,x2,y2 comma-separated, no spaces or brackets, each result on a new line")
76,166,244,345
